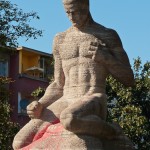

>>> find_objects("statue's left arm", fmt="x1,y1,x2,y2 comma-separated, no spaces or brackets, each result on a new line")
94,30,134,87
104,47,134,87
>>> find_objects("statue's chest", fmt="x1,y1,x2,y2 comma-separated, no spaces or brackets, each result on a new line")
59,32,99,60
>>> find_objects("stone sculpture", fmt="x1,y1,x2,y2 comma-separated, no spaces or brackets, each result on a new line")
13,0,135,149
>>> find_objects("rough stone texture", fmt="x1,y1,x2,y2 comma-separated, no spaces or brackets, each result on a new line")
17,122,134,150
13,0,135,149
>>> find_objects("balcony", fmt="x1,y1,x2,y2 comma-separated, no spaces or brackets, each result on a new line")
17,47,53,82
18,67,48,82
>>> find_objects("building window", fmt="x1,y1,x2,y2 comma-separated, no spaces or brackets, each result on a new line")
39,57,53,80
18,92,30,114
0,59,8,76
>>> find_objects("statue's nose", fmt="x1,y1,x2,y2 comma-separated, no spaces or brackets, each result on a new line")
69,13,74,20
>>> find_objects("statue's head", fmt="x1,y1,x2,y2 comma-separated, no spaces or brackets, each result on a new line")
63,0,89,6
62,0,91,28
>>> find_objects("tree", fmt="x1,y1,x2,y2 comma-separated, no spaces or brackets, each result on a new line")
0,1,43,149
107,57,150,149
0,0,42,48
31,87,46,99
0,77,20,150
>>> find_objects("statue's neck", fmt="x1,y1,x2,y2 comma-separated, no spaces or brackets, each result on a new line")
73,12,94,31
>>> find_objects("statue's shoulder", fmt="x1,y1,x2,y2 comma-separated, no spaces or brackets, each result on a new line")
94,23,118,37
54,31,67,44
53,27,73,45
53,31,68,55
93,23,122,48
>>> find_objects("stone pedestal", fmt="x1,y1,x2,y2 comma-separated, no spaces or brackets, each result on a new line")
20,122,134,150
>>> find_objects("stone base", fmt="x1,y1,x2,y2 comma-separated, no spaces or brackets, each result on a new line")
20,123,134,150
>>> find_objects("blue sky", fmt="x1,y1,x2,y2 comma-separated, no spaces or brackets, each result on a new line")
10,0,150,64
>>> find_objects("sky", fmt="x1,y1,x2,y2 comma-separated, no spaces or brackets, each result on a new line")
9,0,150,65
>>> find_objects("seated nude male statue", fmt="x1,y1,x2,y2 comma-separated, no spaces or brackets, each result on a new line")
13,0,134,149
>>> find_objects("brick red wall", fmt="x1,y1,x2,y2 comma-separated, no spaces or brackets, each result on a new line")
9,53,49,127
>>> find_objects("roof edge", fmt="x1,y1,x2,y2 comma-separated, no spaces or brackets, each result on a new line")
17,46,52,57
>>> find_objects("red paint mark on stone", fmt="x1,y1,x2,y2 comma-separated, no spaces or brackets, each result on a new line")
20,119,65,150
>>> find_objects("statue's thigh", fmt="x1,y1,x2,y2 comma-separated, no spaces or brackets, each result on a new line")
62,93,107,120
42,98,68,121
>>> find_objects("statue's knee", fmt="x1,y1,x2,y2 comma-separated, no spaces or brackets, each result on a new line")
60,111,76,131
12,137,23,150
13,137,31,150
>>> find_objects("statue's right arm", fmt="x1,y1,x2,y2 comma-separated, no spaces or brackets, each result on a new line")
38,34,65,108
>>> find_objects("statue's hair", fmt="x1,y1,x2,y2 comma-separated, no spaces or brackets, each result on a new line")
63,0,89,6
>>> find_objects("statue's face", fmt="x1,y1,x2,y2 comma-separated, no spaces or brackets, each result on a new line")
63,1,89,28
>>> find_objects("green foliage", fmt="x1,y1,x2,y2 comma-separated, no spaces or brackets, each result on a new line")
0,77,20,150
0,0,42,48
31,87,46,99
107,57,150,150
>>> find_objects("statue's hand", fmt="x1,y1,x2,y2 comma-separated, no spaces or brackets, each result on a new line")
27,101,43,119
87,39,108,62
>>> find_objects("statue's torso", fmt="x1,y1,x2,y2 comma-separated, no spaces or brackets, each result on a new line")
59,28,109,99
